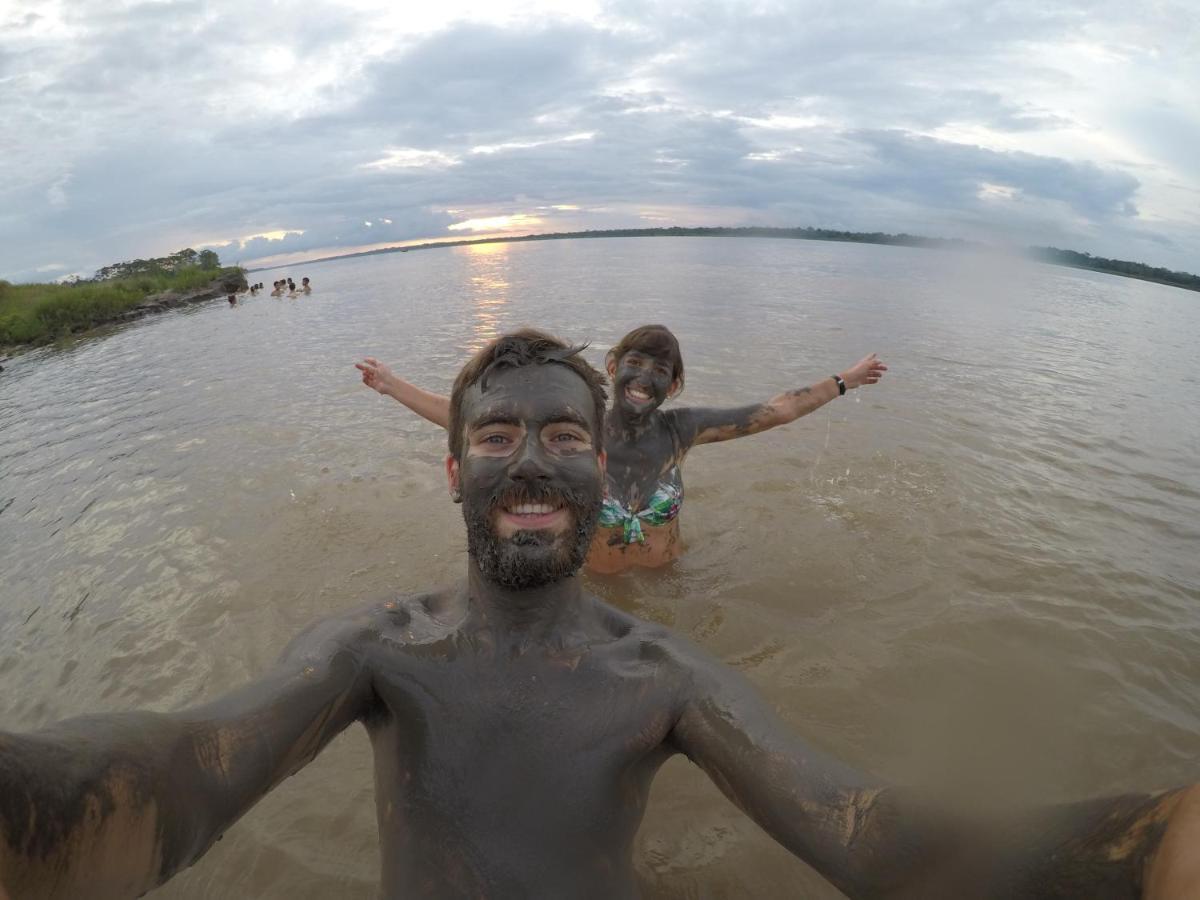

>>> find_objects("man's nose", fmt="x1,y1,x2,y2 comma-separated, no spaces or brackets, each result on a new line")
510,436,552,480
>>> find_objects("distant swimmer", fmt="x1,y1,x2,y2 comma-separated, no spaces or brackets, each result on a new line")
227,294,237,305
302,276,312,294
271,280,283,296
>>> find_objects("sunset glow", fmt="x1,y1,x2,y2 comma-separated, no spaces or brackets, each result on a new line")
447,214,542,233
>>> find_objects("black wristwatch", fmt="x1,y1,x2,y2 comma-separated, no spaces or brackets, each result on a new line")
831,374,846,396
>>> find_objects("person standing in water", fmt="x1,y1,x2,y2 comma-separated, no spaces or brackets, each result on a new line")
2,329,1198,899
356,324,886,573
301,277,312,294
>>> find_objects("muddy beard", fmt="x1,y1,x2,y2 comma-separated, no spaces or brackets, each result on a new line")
463,482,603,590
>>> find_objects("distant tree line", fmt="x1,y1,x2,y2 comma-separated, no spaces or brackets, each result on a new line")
276,227,1196,294
1026,246,1200,292
485,225,978,250
92,247,220,282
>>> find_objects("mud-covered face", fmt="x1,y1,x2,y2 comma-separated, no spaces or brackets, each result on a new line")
450,365,605,589
613,350,675,416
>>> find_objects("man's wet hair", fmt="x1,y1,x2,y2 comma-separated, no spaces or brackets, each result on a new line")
608,324,684,393
448,328,609,460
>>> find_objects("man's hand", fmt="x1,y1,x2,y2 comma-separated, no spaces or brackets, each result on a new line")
840,353,888,390
1147,784,1200,898
356,357,397,397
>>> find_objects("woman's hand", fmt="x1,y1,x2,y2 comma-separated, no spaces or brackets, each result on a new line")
352,360,451,427
840,353,888,390
356,357,396,397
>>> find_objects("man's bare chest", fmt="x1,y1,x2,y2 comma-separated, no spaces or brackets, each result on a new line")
367,640,679,774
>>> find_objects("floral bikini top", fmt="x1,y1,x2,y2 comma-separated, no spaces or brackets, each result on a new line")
598,466,684,545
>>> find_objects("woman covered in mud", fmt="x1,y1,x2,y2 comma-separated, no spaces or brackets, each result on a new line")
356,324,886,574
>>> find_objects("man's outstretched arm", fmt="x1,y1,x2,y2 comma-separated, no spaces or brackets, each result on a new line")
0,611,374,900
667,638,1197,898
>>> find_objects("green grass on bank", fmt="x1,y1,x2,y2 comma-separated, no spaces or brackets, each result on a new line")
0,267,242,349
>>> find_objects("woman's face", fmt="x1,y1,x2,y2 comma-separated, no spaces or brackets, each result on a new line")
612,350,677,415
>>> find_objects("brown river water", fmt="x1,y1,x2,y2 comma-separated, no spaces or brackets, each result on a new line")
2,236,1199,897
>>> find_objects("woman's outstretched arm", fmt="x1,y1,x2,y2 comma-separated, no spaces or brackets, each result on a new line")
674,353,887,447
356,357,451,428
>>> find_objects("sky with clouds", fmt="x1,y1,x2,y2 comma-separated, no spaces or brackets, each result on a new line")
2,0,1197,282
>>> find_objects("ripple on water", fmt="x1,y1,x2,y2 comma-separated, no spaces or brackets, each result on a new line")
1,239,1199,898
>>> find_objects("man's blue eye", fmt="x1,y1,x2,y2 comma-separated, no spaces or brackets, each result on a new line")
483,434,509,444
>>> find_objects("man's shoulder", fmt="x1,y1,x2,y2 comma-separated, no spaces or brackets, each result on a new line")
586,595,664,637
585,612,764,712
282,588,464,660
583,597,708,670
357,587,468,643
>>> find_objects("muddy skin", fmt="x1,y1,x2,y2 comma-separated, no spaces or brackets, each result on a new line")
668,648,1192,900
1,361,1195,898
2,592,1189,899
457,366,605,591
0,612,373,899
597,352,685,568
592,350,776,571
604,350,684,514
362,585,682,898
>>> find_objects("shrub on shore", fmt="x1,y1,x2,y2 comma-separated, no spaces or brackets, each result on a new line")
0,266,242,348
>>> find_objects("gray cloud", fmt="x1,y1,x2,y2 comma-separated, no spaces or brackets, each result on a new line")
846,131,1140,218
338,22,637,143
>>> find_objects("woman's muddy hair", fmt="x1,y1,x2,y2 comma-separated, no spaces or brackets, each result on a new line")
448,328,609,460
609,324,684,393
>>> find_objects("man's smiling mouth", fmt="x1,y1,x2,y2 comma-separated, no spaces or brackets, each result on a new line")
495,493,570,532
507,501,561,516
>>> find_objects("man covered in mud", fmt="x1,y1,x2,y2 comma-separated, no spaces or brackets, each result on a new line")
2,329,1199,899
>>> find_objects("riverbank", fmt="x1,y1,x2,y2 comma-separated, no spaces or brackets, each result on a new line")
0,267,247,356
